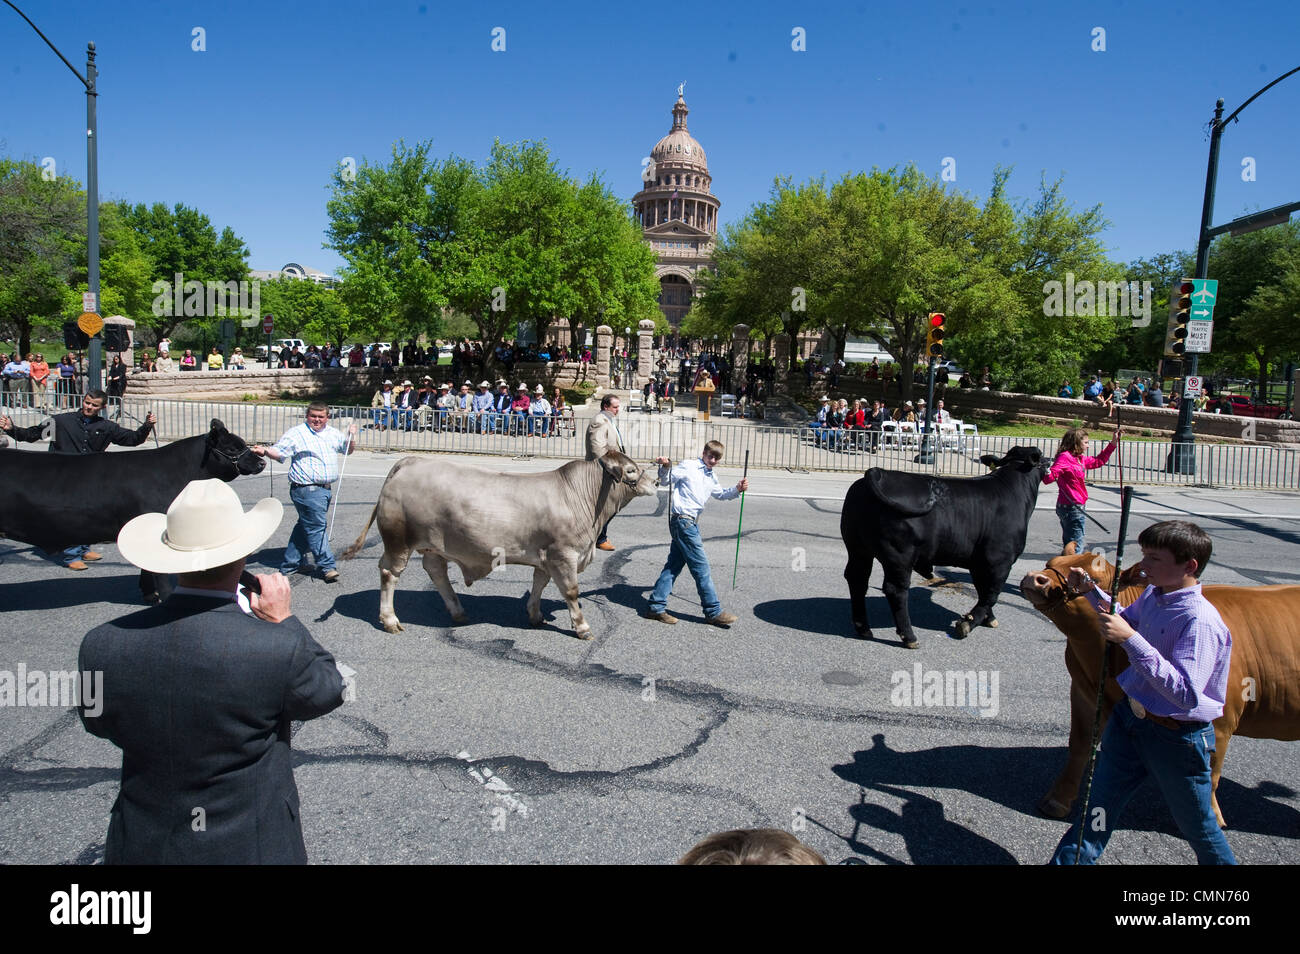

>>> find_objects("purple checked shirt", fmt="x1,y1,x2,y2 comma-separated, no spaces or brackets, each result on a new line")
1085,583,1232,722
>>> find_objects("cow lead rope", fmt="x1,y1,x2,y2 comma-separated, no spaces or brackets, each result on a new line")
1074,470,1132,864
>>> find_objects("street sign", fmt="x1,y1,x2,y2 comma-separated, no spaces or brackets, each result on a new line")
1185,320,1213,353
1184,375,1203,397
262,315,274,334
220,318,236,338
82,292,97,313
77,312,104,337
1189,279,1218,320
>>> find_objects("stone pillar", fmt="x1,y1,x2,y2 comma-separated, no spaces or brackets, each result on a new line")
596,325,612,383
773,333,792,395
637,319,655,387
103,315,137,368
731,324,750,389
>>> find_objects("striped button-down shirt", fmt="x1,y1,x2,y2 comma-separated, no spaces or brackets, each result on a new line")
657,457,741,520
1085,582,1232,722
273,422,350,486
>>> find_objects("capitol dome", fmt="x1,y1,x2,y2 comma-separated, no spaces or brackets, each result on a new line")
651,98,709,172
632,89,721,330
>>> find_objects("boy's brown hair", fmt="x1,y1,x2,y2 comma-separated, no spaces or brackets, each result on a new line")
703,440,725,459
678,828,827,865
1138,520,1213,577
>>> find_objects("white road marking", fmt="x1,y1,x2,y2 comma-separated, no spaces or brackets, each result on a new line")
456,750,530,818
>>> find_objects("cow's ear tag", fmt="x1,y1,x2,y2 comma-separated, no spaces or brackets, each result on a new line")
1090,554,1106,576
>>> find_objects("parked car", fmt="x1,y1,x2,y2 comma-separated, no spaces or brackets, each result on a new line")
1214,394,1287,418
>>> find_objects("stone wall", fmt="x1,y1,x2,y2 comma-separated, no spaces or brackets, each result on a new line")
126,361,606,401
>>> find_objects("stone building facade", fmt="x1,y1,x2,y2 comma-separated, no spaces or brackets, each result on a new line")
631,90,720,329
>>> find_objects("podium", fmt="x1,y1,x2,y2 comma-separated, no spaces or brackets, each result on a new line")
694,378,716,422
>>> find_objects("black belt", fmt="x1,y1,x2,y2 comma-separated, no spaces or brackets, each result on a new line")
291,482,332,489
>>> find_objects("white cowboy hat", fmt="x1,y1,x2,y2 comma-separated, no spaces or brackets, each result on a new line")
533,385,545,394
478,380,490,388
383,379,393,386
517,383,529,391
402,379,412,386
117,479,282,574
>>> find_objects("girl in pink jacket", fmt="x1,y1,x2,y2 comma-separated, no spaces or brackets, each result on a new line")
1043,427,1120,555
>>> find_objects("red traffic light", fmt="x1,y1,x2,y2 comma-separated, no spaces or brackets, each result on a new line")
929,313,946,328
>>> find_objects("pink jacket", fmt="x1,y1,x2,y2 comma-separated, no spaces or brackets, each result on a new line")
1044,439,1116,506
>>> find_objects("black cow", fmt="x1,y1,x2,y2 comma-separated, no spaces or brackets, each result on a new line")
0,419,264,601
840,446,1048,647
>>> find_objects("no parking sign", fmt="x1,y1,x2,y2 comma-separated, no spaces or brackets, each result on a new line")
1184,376,1203,398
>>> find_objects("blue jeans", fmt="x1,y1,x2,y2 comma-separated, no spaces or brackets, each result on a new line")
52,544,88,566
649,516,721,619
1056,502,1086,552
1049,701,1236,865
282,484,335,574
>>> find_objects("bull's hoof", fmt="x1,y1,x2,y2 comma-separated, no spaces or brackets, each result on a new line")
852,622,871,639
528,616,544,628
143,592,161,606
953,615,974,639
382,620,404,634
984,616,999,628
900,633,919,649
451,614,469,625
575,629,593,641
1037,795,1071,819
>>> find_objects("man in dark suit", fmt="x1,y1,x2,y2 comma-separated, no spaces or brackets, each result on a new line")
79,478,346,864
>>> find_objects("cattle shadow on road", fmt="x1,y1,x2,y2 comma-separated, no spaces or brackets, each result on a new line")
326,584,650,637
0,570,152,609
754,594,970,642
832,732,1300,850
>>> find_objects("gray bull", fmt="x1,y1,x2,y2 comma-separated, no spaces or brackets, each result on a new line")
342,451,657,638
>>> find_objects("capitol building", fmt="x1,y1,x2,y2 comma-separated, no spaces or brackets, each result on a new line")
631,88,720,329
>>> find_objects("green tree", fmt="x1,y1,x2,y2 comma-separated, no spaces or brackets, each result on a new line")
124,201,250,345
1203,222,1300,390
0,159,84,356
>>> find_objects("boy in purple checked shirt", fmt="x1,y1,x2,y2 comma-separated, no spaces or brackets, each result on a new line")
1049,521,1235,865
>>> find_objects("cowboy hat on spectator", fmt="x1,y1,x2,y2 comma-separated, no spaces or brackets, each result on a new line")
117,479,282,574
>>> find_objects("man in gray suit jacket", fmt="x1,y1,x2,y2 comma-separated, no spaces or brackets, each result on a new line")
585,393,623,550
79,479,346,864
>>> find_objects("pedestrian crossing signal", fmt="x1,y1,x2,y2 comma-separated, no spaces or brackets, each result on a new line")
927,313,946,358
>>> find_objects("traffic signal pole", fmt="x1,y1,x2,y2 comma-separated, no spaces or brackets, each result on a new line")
1173,66,1300,473
1170,100,1224,474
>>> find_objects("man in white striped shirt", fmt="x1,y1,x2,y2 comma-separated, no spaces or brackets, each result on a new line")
644,440,749,627
252,403,357,582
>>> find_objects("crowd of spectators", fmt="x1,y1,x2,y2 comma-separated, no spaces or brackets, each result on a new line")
366,375,572,436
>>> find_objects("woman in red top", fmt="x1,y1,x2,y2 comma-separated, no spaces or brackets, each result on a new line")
1043,426,1120,555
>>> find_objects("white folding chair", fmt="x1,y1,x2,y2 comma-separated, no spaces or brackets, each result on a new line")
958,422,980,455
720,394,737,417
881,421,900,448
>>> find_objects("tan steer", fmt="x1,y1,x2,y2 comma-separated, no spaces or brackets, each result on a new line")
343,451,657,639
1020,552,1300,827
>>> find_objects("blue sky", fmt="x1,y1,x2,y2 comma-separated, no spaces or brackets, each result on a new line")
5,0,1298,276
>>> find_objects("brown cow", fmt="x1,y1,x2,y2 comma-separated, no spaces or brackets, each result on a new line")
1019,553,1300,827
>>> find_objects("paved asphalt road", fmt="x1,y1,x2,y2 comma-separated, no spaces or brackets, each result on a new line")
2,450,1298,865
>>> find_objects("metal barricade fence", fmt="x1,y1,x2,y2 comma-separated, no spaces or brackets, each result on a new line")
1,394,1296,490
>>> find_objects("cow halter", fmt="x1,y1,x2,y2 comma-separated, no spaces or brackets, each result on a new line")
202,435,259,473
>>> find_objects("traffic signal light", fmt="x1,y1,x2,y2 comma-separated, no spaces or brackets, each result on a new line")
926,313,946,359
1164,279,1193,356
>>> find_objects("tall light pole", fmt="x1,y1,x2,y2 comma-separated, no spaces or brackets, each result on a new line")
1171,65,1300,474
4,2,102,389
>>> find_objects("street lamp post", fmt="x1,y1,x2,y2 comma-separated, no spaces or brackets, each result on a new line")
4,2,103,390
1171,65,1300,474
